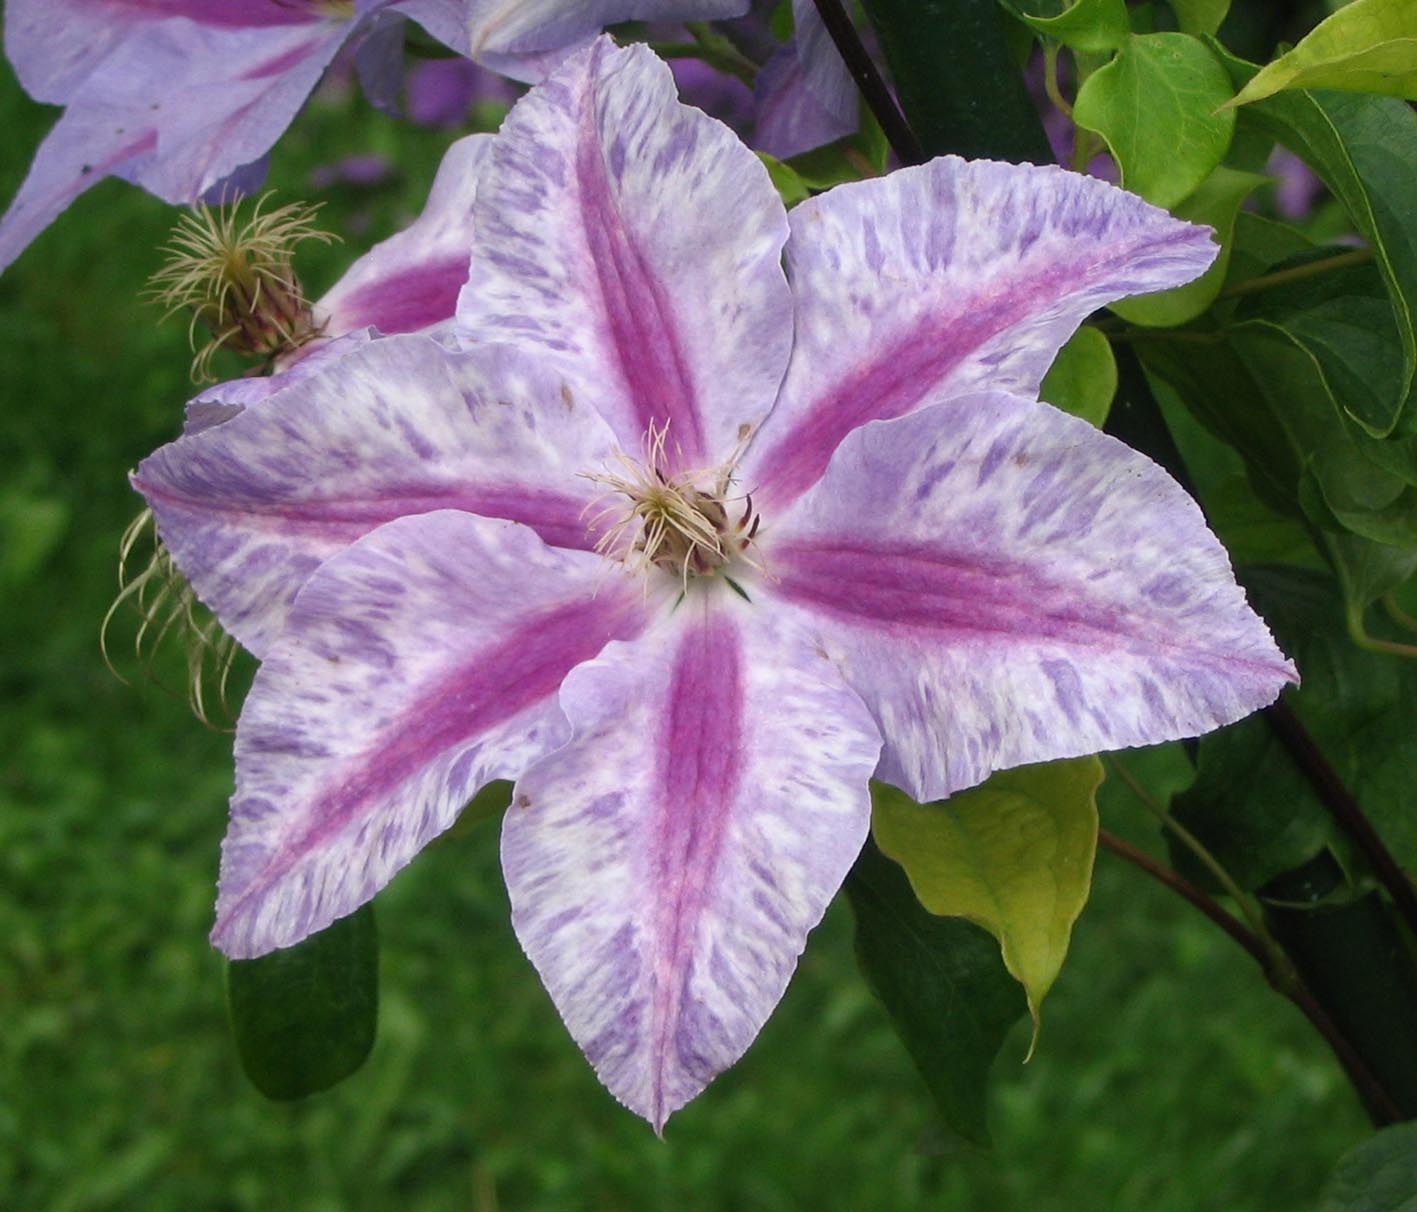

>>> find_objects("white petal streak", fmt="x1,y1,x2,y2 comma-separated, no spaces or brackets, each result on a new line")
766,393,1295,800
503,595,879,1129
214,510,647,957
459,38,792,467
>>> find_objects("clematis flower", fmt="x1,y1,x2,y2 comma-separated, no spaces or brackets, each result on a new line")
753,0,856,159
0,0,473,273
134,39,1295,1126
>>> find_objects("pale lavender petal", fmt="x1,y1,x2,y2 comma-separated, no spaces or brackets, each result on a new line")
743,157,1218,508
181,329,378,433
5,0,326,103
1,14,351,269
791,0,854,127
316,134,493,338
504,597,880,1129
0,106,157,273
752,40,853,160
458,38,792,468
213,510,648,957
763,392,1295,801
391,0,473,55
468,0,749,82
134,334,618,656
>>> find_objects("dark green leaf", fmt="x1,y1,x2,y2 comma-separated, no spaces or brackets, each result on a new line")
859,0,1054,162
1319,1122,1417,1211
1214,44,1417,436
1173,566,1417,891
846,837,1027,1145
227,904,378,1101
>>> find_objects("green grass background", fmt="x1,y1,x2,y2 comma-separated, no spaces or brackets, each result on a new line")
0,57,1373,1212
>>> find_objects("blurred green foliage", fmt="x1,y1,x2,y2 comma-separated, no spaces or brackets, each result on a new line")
0,51,1374,1212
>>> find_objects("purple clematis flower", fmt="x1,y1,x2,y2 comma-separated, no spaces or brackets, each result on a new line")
467,0,750,80
754,0,855,159
134,39,1294,1127
0,0,472,273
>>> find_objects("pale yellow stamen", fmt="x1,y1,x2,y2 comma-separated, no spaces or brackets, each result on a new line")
583,422,762,589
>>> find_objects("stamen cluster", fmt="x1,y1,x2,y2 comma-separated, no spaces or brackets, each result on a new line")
586,424,761,587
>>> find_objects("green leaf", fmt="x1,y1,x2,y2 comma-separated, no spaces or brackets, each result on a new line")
870,758,1102,1041
227,904,378,1101
756,152,811,209
845,838,1027,1145
1073,33,1236,207
859,0,1055,162
1233,257,1412,441
1110,167,1269,327
1319,1122,1417,1211
1175,565,1417,891
1229,0,1417,107
1214,45,1417,436
1167,0,1231,37
1039,324,1117,425
1010,0,1129,53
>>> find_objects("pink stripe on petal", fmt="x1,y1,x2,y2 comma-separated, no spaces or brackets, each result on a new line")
459,39,792,467
574,123,705,461
745,157,1217,508
213,511,647,958
504,599,879,1128
317,134,491,339
764,392,1294,800
136,335,618,655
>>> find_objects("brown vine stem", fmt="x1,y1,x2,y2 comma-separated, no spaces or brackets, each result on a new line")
810,0,925,166
1098,828,1403,1125
1264,698,1417,940
1217,246,1373,300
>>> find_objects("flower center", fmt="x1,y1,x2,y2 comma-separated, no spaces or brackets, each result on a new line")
585,423,761,587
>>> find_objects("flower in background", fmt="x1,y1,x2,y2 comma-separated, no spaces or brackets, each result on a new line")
134,39,1293,1127
405,55,519,126
0,0,473,273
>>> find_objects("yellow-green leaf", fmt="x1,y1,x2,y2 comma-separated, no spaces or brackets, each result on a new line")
1110,166,1270,327
1169,0,1232,37
1229,0,1417,107
1016,0,1130,53
870,757,1103,1048
1073,33,1237,208
1040,325,1117,426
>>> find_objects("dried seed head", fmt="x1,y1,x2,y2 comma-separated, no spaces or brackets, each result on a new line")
147,193,337,383
102,508,240,728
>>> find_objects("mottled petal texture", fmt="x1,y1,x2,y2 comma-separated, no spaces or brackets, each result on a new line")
504,598,880,1129
135,335,618,655
316,133,492,338
468,0,749,82
458,39,792,468
214,510,648,957
765,393,1295,800
744,156,1219,507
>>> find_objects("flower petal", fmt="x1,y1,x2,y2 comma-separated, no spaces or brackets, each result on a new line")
743,157,1218,508
458,38,792,468
1,15,350,270
134,335,618,656
763,392,1295,801
503,596,880,1129
468,1,750,82
213,509,648,958
0,106,157,274
315,134,492,339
